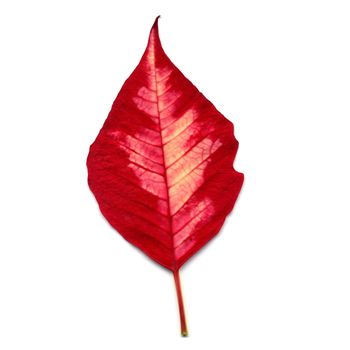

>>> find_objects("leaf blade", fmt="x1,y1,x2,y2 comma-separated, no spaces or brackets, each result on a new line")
87,17,244,271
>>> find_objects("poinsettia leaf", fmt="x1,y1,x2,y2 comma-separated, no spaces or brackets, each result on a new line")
87,16,244,336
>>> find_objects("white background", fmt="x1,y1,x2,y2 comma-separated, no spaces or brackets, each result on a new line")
1,0,349,349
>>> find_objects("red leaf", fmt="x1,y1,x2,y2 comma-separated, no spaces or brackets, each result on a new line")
87,16,244,335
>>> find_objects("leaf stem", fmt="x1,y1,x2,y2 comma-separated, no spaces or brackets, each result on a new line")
173,269,188,337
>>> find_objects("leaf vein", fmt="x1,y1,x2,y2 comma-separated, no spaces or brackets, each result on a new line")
173,202,212,237
117,207,170,234
111,139,164,166
166,129,220,169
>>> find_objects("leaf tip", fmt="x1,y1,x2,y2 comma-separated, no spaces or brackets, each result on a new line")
152,15,161,29
146,15,163,53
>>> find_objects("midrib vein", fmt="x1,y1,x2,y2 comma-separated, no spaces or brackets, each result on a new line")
152,65,176,266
